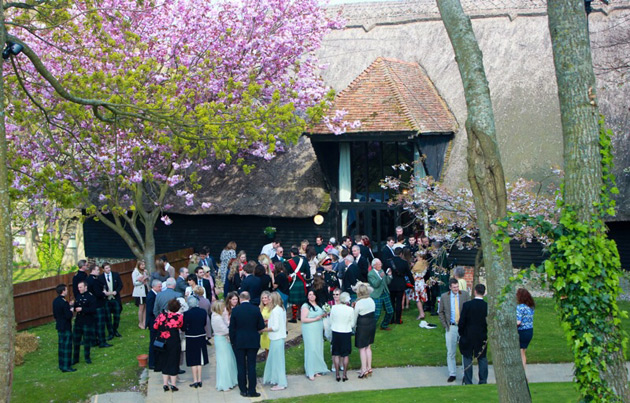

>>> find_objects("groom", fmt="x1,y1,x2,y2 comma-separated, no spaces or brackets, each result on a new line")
229,291,265,397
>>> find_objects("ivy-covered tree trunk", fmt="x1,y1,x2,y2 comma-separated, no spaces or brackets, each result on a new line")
0,1,16,398
547,0,630,400
436,1,530,401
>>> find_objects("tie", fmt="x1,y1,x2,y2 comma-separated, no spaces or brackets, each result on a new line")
454,294,460,323
106,274,113,299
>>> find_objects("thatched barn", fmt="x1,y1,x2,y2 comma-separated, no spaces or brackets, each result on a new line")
85,0,630,267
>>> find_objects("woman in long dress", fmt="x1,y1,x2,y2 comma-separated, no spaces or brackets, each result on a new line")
262,292,288,391
353,282,376,379
259,291,272,359
183,296,208,388
301,289,329,380
210,301,238,391
219,241,237,283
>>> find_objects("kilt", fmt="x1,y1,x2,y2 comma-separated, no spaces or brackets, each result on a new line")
94,307,107,345
105,299,122,334
288,278,307,305
73,323,94,361
57,330,73,370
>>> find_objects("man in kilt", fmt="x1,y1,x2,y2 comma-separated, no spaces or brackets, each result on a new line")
286,247,310,323
87,265,112,348
73,281,96,364
99,262,123,339
53,284,76,372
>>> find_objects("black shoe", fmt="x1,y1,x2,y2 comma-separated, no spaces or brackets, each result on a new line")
178,369,186,374
85,358,92,364
163,385,169,392
170,385,179,392
447,376,456,383
189,383,198,388
240,392,249,397
198,382,202,388
99,343,113,348
288,318,297,323
114,331,122,337
61,368,77,373
250,392,261,397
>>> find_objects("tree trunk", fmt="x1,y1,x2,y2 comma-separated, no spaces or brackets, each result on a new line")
436,1,531,401
473,248,483,287
0,1,16,398
547,0,630,399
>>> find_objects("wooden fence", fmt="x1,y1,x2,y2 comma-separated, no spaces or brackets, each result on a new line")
13,248,193,331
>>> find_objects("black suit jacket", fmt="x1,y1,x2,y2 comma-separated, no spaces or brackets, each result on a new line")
228,301,265,350
341,263,359,294
458,298,488,357
53,296,73,332
239,275,262,305
146,289,158,329
356,255,369,283
380,246,395,270
72,271,87,299
389,256,412,292
195,277,214,300
98,272,123,303
87,275,106,308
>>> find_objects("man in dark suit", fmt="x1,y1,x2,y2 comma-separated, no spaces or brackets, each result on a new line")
175,267,189,295
351,245,369,283
380,237,396,270
194,266,214,300
458,284,488,385
87,265,112,348
340,255,359,300
239,262,262,305
229,291,265,398
53,284,75,372
389,247,413,325
99,262,123,339
145,279,162,369
73,281,96,364
199,247,219,283
71,259,88,299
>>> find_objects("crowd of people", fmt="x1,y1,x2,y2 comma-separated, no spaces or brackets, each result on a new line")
52,227,535,390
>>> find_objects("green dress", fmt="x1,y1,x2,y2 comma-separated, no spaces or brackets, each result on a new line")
301,303,329,378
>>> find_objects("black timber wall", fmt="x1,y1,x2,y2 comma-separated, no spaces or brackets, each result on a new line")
84,212,336,262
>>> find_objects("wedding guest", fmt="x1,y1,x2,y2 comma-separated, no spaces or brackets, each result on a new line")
301,289,329,381
330,292,354,382
132,260,148,329
211,301,238,391
262,292,288,391
354,282,376,379
154,299,184,392
517,288,535,371
183,296,208,388
53,284,75,372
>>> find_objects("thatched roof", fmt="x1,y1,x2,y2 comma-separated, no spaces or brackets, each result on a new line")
168,136,328,218
318,0,630,220
308,57,457,135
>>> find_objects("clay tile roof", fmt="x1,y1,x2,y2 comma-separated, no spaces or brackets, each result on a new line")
308,57,457,135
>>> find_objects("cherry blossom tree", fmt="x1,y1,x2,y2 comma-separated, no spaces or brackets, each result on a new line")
6,0,342,272
0,0,342,398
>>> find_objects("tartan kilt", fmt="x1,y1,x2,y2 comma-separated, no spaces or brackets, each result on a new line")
73,323,96,347
94,307,107,345
58,330,73,370
288,278,307,305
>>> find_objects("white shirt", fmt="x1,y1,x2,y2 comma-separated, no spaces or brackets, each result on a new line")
261,242,276,259
353,297,376,324
267,306,287,340
330,304,355,333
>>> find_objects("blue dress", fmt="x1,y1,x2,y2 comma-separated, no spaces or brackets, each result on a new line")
263,338,287,387
214,334,238,391
301,303,329,378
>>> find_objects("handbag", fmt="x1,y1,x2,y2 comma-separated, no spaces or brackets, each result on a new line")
153,339,165,351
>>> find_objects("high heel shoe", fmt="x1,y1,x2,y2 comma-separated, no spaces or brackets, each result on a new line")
170,385,179,392
163,385,169,392
189,382,198,388
197,382,202,388
336,374,341,382
342,374,348,382
358,371,366,379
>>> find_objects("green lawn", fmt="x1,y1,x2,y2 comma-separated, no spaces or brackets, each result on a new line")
259,298,630,375
12,302,148,403
269,382,580,402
